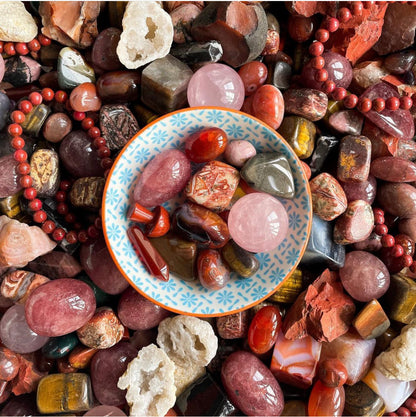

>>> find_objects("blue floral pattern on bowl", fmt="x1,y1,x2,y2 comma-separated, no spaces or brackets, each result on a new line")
103,107,312,317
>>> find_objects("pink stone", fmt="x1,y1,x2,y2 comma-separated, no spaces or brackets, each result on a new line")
319,329,376,385
133,149,191,208
0,55,4,83
228,192,288,253
0,155,22,198
340,175,377,204
270,330,322,389
187,63,245,110
84,406,126,416
69,82,102,112
0,304,49,354
25,278,96,337
80,237,129,295
339,251,390,302
224,140,257,168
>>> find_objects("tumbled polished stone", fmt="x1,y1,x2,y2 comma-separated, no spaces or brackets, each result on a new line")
341,175,377,204
197,249,230,290
0,92,11,131
3,56,41,87
300,215,345,269
69,177,105,211
278,116,316,159
371,156,416,182
91,27,122,71
28,251,82,280
96,70,141,103
272,61,292,91
377,183,416,218
353,299,390,340
328,110,364,136
170,40,223,65
344,381,385,416
42,333,79,359
59,131,104,178
21,104,51,136
221,240,259,278
57,47,95,90
283,88,328,122
309,135,338,176
307,381,345,417
42,113,72,143
150,232,197,281
0,191,29,223
141,54,193,114
37,373,93,414
252,84,285,129
30,149,60,198
69,82,101,112
268,269,303,304
99,104,139,151
241,153,295,199
216,311,249,340
0,155,22,199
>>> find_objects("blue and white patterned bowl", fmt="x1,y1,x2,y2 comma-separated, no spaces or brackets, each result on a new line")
103,107,312,317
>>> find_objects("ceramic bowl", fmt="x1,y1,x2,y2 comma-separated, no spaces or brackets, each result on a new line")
103,107,312,317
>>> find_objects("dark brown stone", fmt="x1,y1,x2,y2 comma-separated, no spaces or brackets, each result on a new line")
27,251,82,280
69,177,105,211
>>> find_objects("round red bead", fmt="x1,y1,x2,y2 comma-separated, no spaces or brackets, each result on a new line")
351,1,364,15
309,41,324,57
14,149,27,162
28,92,43,106
73,111,86,121
392,244,405,257
358,98,372,112
402,254,414,268
11,110,25,124
55,190,67,202
322,80,336,94
59,180,72,191
18,162,30,175
57,202,69,216
66,231,78,244
315,29,330,43
101,157,113,169
386,97,400,110
0,41,4,54
332,87,347,101
396,407,411,417
33,210,47,224
23,187,37,200
343,94,359,109
93,137,106,148
41,220,56,234
29,199,42,211
19,175,32,188
374,224,388,236
55,91,68,103
38,34,51,46
11,136,25,149
19,100,33,114
8,123,23,137
372,98,385,112
337,7,352,22
4,43,16,56
404,398,416,412
311,56,325,70
27,39,41,52
52,228,66,241
381,234,395,247
94,217,102,230
87,225,100,239
41,88,54,101
65,213,76,224
88,127,101,139
15,42,29,55
373,208,384,217
325,17,340,32
81,117,94,130
400,96,413,110
78,230,89,243
98,146,111,158
315,68,328,82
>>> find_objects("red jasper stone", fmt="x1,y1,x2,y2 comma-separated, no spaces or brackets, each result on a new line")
127,226,169,282
308,380,345,417
185,127,228,163
371,156,416,183
248,305,282,355
317,359,348,388
197,249,230,291
252,84,285,129
238,61,268,96
145,206,170,238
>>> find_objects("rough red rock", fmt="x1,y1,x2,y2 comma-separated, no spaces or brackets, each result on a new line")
10,353,47,396
39,1,101,49
282,269,356,343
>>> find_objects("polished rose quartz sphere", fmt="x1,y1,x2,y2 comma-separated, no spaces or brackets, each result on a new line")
228,193,288,253
0,304,49,354
224,140,257,167
339,251,390,302
187,63,245,110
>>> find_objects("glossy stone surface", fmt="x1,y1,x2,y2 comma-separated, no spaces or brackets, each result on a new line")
187,63,245,110
269,269,303,304
134,149,191,208
3,56,41,87
170,40,223,65
221,351,284,416
317,358,348,388
216,311,249,339
185,161,240,212
320,330,376,385
221,240,259,278
25,278,96,337
42,333,79,359
172,202,230,249
128,225,169,282
353,299,390,340
59,130,104,178
0,93,11,131
281,400,307,417
96,70,141,103
37,373,93,414
241,153,295,199
333,200,374,245
359,82,415,141
224,140,256,168
99,104,139,151
270,330,321,389
42,112,72,143
328,110,364,136
142,54,193,114
21,103,51,136
339,251,389,302
28,251,82,280
341,175,377,204
278,116,316,159
69,177,105,211
0,155,22,198
238,61,268,96
69,82,102,112
228,193,288,253
90,341,138,406
300,215,345,269
91,27,122,71
371,156,416,182
57,47,95,89
118,286,171,330
344,381,385,417
68,345,98,369
197,249,230,291
0,304,49,354
252,84,285,130
29,148,60,198
283,88,328,122
84,405,127,416
175,373,238,416
310,173,347,221
185,127,227,163
308,381,345,417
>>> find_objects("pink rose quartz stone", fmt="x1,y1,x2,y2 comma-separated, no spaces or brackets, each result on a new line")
228,192,288,253
224,140,257,167
134,149,191,208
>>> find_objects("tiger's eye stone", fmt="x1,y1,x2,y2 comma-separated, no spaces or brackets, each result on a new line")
344,381,385,417
36,373,93,414
221,240,259,278
69,82,102,112
141,54,193,114
42,333,79,359
96,70,141,103
308,381,345,417
278,116,316,159
21,104,51,136
57,47,96,90
310,173,347,221
69,177,105,211
42,113,72,143
353,299,390,340
281,400,307,417
283,88,328,122
149,232,197,281
91,27,122,71
383,273,416,324
216,311,249,340
241,152,295,199
185,127,228,163
268,269,303,304
197,249,230,291
99,104,139,151
337,135,371,183
30,148,60,198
